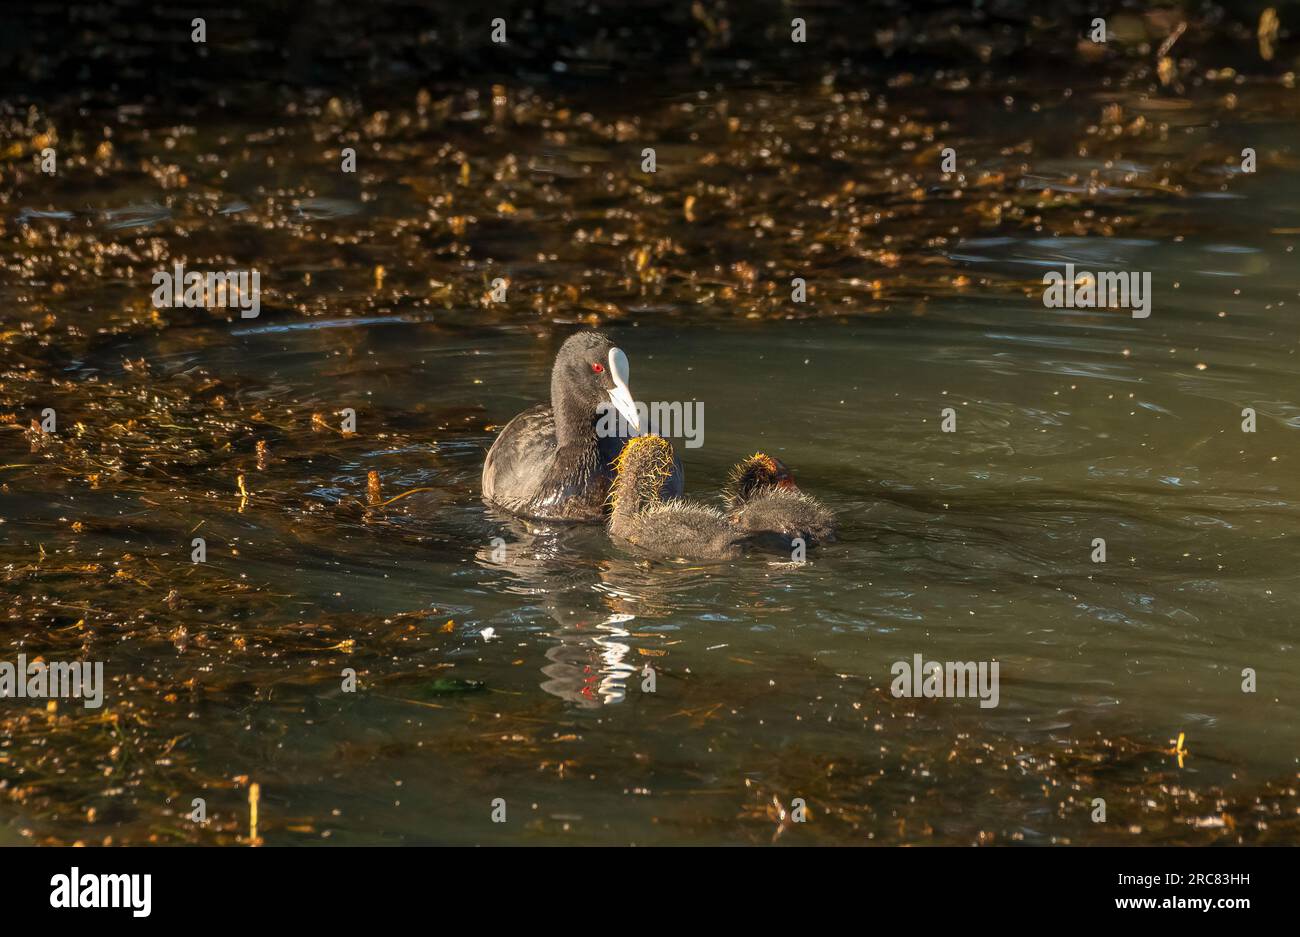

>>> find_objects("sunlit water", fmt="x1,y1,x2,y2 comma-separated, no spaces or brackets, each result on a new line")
26,239,1300,844
3,60,1299,844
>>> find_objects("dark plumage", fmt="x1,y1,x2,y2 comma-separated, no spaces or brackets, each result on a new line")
482,331,684,522
608,435,745,560
724,452,836,542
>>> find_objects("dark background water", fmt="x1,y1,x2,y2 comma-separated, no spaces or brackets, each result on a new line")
1,1,1298,844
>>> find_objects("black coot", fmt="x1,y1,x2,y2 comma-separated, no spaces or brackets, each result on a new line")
482,331,684,522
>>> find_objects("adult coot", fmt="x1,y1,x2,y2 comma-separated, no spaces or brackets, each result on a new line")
482,331,683,522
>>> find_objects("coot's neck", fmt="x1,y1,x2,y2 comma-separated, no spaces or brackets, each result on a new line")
608,472,642,527
551,376,596,448
611,452,668,522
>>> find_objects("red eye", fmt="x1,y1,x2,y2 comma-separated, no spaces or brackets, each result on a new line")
591,362,604,373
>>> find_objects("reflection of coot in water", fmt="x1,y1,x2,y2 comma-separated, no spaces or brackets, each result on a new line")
481,331,683,522
473,514,641,709
540,613,639,709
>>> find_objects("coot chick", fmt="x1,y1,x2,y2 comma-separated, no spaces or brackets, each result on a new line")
724,452,836,542
482,331,684,522
608,435,745,560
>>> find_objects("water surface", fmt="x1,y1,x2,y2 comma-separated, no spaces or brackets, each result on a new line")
2,20,1299,844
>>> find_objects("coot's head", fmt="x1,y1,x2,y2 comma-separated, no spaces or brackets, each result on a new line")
609,434,676,518
723,452,798,509
551,330,641,439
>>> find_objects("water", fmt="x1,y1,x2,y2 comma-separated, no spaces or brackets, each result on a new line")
3,13,1300,844
221,290,1300,842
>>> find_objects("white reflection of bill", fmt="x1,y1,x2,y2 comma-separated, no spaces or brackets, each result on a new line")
592,613,637,704
540,613,638,708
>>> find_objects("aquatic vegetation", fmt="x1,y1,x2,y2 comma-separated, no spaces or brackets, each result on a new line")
2,2,1298,845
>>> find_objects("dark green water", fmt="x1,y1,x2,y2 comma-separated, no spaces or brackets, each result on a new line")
2,11,1299,843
